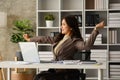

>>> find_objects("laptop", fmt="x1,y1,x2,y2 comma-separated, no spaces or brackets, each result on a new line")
19,42,53,63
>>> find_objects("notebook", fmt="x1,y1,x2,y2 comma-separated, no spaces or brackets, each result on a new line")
19,42,53,63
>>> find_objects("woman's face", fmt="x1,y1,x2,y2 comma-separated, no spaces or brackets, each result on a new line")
61,19,72,35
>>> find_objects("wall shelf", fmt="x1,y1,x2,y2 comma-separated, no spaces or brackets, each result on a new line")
36,0,120,79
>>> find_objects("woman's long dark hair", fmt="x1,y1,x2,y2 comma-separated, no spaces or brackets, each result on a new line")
55,15,83,42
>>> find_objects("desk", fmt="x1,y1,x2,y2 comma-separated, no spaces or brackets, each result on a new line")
0,61,106,80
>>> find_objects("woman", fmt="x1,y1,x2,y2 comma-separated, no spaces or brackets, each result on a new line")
23,15,104,80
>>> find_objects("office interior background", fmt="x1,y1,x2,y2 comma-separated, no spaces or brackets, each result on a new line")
0,0,36,61
0,0,120,80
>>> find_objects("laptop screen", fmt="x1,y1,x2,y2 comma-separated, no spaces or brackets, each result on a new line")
19,42,40,63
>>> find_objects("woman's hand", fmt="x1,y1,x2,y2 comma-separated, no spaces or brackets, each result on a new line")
94,21,105,31
23,34,30,42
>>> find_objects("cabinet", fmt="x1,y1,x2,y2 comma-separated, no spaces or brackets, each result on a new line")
36,0,120,79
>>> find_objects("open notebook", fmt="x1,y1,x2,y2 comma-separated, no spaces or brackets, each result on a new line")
19,42,53,63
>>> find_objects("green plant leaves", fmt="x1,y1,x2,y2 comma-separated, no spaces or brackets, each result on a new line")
10,33,26,43
44,14,55,20
10,19,34,43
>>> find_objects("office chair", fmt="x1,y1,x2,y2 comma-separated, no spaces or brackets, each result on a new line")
74,50,91,61
74,50,91,80
15,51,23,61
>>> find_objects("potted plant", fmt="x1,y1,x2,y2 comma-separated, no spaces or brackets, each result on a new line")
44,14,55,27
10,19,34,43
10,19,35,80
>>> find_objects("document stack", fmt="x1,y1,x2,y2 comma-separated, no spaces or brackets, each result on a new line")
85,34,102,45
109,30,117,44
80,60,97,64
109,13,120,27
39,51,54,61
95,0,106,10
109,3,120,9
109,51,120,61
109,63,120,78
91,49,107,61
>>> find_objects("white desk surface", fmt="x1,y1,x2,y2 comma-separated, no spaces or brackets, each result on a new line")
0,61,106,69
0,61,106,80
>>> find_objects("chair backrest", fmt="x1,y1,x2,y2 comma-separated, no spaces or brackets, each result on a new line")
15,51,23,61
74,50,91,61
74,50,91,77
